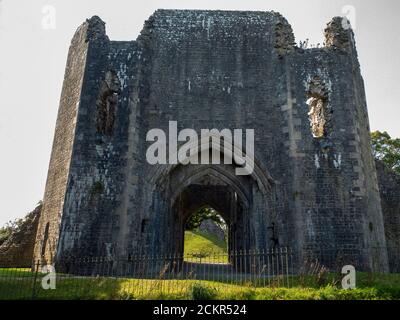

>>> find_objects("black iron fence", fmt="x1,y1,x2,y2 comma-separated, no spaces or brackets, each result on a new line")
0,248,292,299
1,246,398,300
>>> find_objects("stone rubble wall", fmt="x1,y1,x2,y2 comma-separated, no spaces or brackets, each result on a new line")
376,160,400,272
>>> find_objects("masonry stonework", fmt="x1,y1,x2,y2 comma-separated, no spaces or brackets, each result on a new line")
33,10,394,273
376,160,400,272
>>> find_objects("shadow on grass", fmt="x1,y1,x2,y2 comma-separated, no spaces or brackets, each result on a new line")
1,270,400,300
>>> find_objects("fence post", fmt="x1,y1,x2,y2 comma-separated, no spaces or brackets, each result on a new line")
31,260,40,300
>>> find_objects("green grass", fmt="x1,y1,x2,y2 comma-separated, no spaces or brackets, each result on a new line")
2,267,400,300
184,230,227,262
0,268,36,277
1,273,400,300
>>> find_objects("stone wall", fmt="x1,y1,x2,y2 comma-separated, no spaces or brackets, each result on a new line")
376,160,400,272
33,17,96,264
33,10,389,273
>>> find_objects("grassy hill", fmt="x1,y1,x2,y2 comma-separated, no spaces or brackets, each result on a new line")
184,230,227,262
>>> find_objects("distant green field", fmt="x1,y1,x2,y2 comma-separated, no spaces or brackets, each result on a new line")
184,230,227,262
0,268,34,277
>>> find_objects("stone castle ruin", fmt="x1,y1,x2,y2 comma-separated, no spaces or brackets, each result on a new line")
32,9,400,273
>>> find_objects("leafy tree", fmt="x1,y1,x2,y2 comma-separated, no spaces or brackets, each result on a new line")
0,227,11,246
0,220,22,246
371,131,400,174
0,201,42,246
185,207,225,230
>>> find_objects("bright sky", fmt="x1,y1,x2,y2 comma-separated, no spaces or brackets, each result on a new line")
0,0,399,225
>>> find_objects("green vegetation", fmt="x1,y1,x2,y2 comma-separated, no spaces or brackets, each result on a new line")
371,131,400,174
0,226,11,246
189,283,217,300
1,268,400,300
0,201,42,246
183,206,228,263
184,230,227,262
0,268,36,277
185,207,225,230
0,219,26,246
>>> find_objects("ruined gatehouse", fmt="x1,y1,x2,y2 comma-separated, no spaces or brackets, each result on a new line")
33,10,399,273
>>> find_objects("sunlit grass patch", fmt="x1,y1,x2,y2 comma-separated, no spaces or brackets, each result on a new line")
1,268,400,300
184,230,228,263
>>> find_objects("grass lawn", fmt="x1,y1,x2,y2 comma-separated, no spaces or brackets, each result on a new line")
184,230,228,263
1,233,400,300
1,267,400,300
0,268,35,277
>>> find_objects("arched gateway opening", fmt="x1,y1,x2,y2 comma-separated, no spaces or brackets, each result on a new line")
184,206,228,261
173,181,248,256
147,148,277,263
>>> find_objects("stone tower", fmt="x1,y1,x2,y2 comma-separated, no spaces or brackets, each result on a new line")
33,10,390,272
